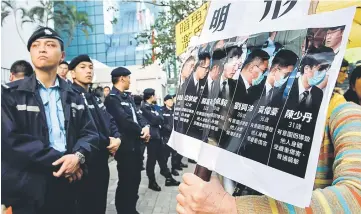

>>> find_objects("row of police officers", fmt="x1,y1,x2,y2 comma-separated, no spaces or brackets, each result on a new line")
1,27,182,214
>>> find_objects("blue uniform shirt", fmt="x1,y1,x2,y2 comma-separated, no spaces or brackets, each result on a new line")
38,78,67,152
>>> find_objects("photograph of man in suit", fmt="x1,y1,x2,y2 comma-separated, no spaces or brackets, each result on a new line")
236,49,270,104
248,49,299,106
178,56,196,94
182,52,211,139
236,49,299,164
287,55,325,115
268,54,333,177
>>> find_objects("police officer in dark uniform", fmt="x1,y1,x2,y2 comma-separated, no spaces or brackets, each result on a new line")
161,94,180,176
69,54,122,214
104,67,150,214
141,89,180,191
1,27,99,214
134,94,146,170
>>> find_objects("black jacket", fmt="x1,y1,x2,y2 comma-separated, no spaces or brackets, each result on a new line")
160,106,173,139
72,83,121,152
140,102,163,140
104,87,147,156
1,75,99,207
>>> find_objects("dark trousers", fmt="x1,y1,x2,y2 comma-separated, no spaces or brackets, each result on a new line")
140,142,146,165
39,176,77,214
78,153,110,214
163,137,179,169
146,139,171,181
115,151,142,214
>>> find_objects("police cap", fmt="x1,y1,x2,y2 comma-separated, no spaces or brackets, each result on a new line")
69,55,92,70
111,67,131,77
163,94,173,102
27,27,64,51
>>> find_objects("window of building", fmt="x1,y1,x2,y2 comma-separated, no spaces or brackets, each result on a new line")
95,15,104,25
96,34,105,43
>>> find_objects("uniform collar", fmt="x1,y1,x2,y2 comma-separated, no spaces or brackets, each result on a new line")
72,82,88,94
111,86,130,97
17,74,72,93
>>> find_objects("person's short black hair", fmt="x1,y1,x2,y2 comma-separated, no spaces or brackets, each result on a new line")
112,76,120,85
242,49,269,68
327,25,345,32
133,95,143,106
300,55,320,74
350,66,361,88
10,60,34,77
198,52,211,65
59,61,69,66
341,59,349,68
93,86,103,98
104,86,110,90
271,49,299,69
225,46,243,63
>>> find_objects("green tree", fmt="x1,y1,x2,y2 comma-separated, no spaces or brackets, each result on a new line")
21,0,93,47
1,0,28,45
134,0,205,66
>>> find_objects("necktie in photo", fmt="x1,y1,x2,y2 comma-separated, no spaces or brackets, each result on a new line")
266,88,274,103
220,80,227,98
299,91,310,105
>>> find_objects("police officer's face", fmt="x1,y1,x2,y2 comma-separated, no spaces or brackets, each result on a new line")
164,99,174,108
103,87,110,97
30,38,64,71
72,62,94,85
121,76,131,90
58,64,69,78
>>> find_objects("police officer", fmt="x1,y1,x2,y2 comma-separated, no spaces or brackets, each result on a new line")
141,89,180,191
1,27,99,214
69,54,121,214
134,94,146,171
104,67,150,214
161,94,180,176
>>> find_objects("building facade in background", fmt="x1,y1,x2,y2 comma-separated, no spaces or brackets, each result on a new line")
58,0,161,67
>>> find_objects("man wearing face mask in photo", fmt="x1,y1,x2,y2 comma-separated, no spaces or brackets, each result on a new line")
288,55,325,114
248,49,298,105
234,49,269,104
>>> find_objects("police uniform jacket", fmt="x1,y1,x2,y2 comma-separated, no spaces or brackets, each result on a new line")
72,83,121,152
1,75,99,207
160,106,173,139
140,102,163,140
104,87,147,157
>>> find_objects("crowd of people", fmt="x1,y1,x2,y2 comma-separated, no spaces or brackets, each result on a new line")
1,27,191,214
2,24,361,214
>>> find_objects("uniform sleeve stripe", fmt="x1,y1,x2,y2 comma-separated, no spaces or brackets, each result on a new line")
16,105,40,112
87,104,95,109
71,103,84,110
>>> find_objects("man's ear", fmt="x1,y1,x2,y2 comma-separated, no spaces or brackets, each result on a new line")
60,51,66,63
9,73,14,82
71,70,76,79
304,65,311,74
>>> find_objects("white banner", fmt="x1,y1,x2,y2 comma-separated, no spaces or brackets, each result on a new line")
199,0,311,43
170,6,356,208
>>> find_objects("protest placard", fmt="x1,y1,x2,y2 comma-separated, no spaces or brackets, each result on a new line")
169,4,355,207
